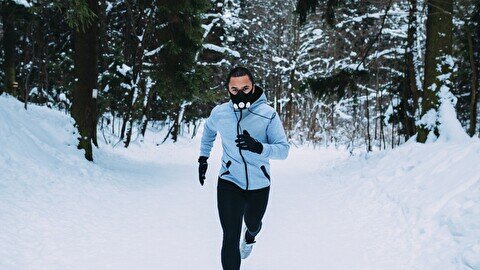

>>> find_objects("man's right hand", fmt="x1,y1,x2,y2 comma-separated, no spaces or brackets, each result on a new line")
198,156,208,186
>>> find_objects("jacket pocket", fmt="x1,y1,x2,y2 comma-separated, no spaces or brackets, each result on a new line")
221,160,232,176
260,165,270,181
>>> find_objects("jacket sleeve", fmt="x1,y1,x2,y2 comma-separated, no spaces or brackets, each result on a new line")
260,112,290,160
199,106,219,158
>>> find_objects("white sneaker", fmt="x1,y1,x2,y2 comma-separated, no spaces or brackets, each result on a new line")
240,227,255,259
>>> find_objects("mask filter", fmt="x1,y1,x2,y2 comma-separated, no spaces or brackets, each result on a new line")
233,101,251,109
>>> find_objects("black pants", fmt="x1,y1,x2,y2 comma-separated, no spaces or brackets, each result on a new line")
217,178,270,270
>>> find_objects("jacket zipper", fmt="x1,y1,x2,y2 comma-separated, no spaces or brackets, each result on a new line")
237,109,249,190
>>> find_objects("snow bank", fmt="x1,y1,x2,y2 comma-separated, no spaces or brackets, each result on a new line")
0,94,118,269
327,138,480,269
0,94,222,270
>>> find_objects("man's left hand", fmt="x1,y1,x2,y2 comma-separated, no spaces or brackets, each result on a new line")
235,130,263,154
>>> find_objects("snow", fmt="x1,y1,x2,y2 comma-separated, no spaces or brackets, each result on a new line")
1,94,479,269
437,85,470,142
92,89,98,99
416,108,438,130
201,18,220,39
29,86,38,96
312,29,323,36
105,1,113,13
272,56,287,63
144,45,164,57
415,58,469,143
58,93,68,102
120,82,131,90
11,0,32,8
116,64,132,76
203,43,241,58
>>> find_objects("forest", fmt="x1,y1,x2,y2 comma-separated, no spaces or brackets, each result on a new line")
0,0,479,160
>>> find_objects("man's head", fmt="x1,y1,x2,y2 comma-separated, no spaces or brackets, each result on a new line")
225,66,255,95
226,66,261,109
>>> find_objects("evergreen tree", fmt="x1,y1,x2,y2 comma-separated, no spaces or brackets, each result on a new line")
0,1,31,98
416,0,454,142
155,0,211,142
67,0,100,161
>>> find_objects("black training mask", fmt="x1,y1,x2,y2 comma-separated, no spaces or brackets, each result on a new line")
229,88,255,110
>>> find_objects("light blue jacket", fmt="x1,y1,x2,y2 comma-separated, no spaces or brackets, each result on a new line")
199,88,290,190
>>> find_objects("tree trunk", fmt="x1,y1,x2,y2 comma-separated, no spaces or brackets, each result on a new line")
171,104,181,142
71,0,99,161
120,116,127,140
404,0,419,138
365,87,372,152
23,21,35,109
2,6,17,97
91,89,99,147
400,77,415,138
330,32,338,144
380,85,386,149
417,0,453,142
467,27,478,137
124,119,134,148
140,89,157,137
95,0,107,146
121,5,154,147
285,15,300,139
374,65,380,143
112,112,116,135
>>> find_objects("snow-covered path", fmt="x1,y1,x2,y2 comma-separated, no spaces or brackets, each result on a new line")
262,151,415,270
1,95,479,270
1,142,414,270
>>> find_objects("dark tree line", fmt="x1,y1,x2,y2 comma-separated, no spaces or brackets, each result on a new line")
1,0,479,160
0,0,233,160
294,0,478,147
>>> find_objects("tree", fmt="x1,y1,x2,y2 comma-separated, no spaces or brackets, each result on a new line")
156,0,211,142
70,0,99,161
467,2,479,136
0,1,30,97
416,0,454,142
402,0,419,138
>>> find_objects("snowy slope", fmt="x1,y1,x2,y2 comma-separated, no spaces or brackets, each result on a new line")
0,94,479,270
322,140,480,269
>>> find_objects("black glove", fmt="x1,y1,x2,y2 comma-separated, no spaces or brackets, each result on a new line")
198,156,208,186
235,130,263,154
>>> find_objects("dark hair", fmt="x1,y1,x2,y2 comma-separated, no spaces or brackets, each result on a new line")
225,66,255,89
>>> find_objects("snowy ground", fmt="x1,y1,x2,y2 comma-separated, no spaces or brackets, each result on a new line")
1,94,479,270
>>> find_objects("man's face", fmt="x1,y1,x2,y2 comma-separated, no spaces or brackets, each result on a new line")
228,75,255,95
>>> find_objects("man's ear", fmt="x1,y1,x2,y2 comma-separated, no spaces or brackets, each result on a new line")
252,84,255,93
